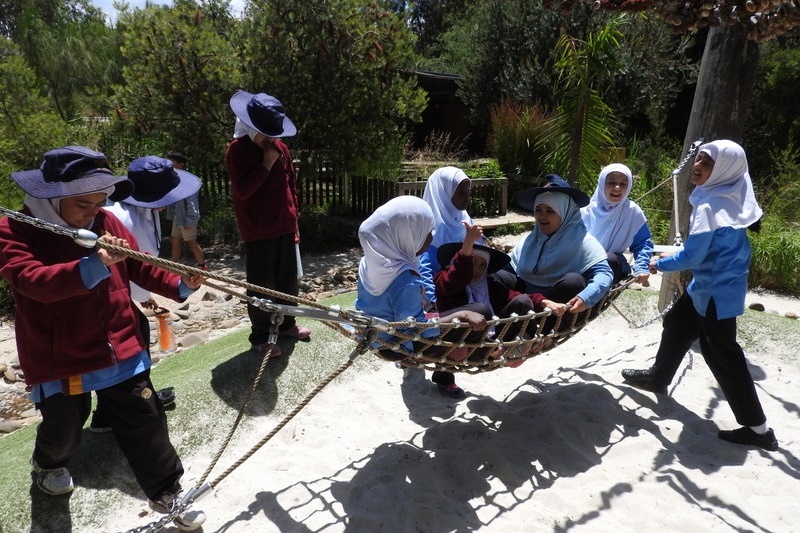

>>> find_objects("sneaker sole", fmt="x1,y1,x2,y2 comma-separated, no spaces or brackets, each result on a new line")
36,483,74,496
175,511,207,531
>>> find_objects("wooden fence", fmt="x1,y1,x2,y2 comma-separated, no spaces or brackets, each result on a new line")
195,162,508,218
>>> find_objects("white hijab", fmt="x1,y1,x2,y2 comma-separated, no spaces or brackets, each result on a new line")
105,202,161,255
233,117,259,141
24,186,115,230
689,140,762,235
358,196,435,296
422,166,472,248
581,163,647,253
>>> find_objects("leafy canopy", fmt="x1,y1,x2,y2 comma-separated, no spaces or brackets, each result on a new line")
242,0,427,170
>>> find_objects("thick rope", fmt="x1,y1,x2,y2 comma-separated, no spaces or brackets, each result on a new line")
207,357,356,489
195,332,278,487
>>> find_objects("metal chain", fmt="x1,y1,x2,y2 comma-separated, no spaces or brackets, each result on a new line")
611,292,678,330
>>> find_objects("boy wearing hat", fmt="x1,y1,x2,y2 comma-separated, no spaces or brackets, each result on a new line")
164,151,206,271
0,146,206,530
225,90,311,358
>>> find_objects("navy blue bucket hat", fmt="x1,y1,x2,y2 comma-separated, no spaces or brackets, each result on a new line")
120,156,201,208
229,90,296,138
514,174,591,211
11,146,133,202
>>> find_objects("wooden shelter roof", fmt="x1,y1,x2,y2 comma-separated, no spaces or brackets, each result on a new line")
592,0,800,42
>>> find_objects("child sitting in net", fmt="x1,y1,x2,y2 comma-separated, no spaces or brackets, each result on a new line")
581,163,654,284
435,222,566,361
355,196,493,399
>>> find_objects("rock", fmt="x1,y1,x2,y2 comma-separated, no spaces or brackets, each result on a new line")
786,312,798,320
175,310,191,320
0,363,6,374
0,420,24,433
3,369,17,382
748,302,766,312
179,331,209,349
219,319,241,329
202,291,217,301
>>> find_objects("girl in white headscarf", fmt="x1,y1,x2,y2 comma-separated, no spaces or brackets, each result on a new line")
418,166,477,308
356,195,492,399
509,176,613,314
621,140,777,452
581,163,654,283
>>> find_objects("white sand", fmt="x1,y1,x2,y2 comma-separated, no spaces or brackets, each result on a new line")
102,281,800,533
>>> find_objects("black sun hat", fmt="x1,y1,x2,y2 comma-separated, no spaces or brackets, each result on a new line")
437,242,511,274
229,90,296,138
11,146,133,202
120,156,201,208
514,174,590,211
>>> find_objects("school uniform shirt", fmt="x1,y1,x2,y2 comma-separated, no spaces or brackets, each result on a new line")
654,140,762,320
106,202,162,303
167,192,200,228
226,135,299,241
0,208,186,385
356,271,440,353
655,227,751,320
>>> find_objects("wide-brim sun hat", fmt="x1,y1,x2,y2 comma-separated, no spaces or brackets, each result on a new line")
437,242,511,274
515,174,590,211
11,145,133,202
229,90,296,138
120,156,201,208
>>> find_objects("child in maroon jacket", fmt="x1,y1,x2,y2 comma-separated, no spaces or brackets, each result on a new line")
435,223,566,350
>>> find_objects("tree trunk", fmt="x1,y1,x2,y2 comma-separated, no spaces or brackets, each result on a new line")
658,23,760,311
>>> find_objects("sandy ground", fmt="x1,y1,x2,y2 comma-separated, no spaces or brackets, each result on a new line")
2,236,798,532
90,274,800,533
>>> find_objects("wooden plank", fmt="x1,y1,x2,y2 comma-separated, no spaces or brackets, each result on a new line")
472,208,536,230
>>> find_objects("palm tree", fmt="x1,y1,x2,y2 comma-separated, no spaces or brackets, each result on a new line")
539,17,623,188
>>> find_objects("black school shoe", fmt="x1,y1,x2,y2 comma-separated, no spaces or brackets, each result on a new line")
437,382,466,399
621,368,668,395
718,427,779,451
157,388,177,410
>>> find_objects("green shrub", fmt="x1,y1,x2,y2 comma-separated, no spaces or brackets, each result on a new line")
488,99,551,178
199,196,239,245
298,212,360,253
749,215,800,295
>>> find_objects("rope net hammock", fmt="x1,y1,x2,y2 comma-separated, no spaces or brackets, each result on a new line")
0,205,633,372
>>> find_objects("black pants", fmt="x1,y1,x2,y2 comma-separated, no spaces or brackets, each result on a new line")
245,233,299,345
34,370,184,500
495,293,537,340
605,251,630,284
650,292,767,427
494,270,587,333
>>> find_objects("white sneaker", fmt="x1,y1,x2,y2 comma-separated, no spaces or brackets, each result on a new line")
149,490,207,531
31,459,74,495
